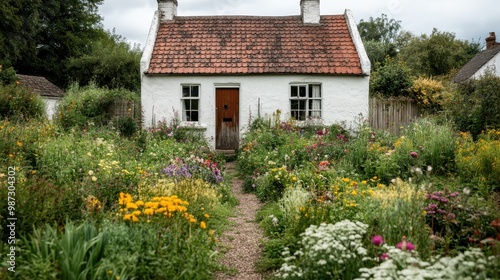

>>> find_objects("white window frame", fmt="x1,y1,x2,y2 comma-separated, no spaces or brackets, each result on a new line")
181,84,200,123
290,83,322,121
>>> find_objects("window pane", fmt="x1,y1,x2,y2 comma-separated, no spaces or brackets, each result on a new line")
192,99,199,110
191,86,199,97
291,86,298,97
298,100,306,110
182,86,190,97
298,111,305,121
299,86,306,97
309,100,321,110
184,99,191,110
190,111,199,122
291,100,299,110
309,84,321,98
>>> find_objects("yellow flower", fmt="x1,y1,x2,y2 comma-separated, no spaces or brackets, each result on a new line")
132,210,141,216
8,154,14,158
204,213,210,219
209,229,214,235
200,221,207,229
126,202,138,210
143,208,154,215
132,215,139,222
189,218,197,223
16,141,22,147
292,176,297,181
123,214,133,221
155,207,167,213
135,200,145,207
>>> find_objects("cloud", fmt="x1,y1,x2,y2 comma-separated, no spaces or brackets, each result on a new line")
99,0,500,48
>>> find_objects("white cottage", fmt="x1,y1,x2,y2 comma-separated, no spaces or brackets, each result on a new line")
453,32,500,83
141,0,370,150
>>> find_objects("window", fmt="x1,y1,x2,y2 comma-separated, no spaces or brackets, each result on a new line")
182,85,199,122
290,84,321,121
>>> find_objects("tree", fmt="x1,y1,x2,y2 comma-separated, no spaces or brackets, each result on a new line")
370,56,414,98
67,30,141,92
398,28,481,77
2,0,104,88
358,14,402,69
0,0,41,67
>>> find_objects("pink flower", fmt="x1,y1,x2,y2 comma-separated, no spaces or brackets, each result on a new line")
380,253,390,260
371,235,384,246
396,236,416,251
409,151,418,158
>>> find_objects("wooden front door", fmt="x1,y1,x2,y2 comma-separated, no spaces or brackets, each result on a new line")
216,88,239,150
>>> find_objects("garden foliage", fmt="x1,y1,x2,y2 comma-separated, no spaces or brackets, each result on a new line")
238,115,500,278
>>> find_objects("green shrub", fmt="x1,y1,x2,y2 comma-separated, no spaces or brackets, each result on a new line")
448,71,500,138
56,83,138,130
369,56,414,98
0,83,46,121
456,129,500,191
0,65,18,85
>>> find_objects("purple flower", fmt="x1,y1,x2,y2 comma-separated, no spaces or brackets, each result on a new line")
371,235,385,246
446,213,456,220
409,151,418,158
450,192,460,198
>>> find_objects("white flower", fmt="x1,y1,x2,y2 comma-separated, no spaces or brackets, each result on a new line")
427,165,433,172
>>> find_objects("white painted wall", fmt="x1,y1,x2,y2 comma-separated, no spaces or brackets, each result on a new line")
472,51,500,79
42,97,60,120
141,74,369,148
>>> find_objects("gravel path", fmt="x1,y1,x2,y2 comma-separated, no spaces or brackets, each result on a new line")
216,161,265,280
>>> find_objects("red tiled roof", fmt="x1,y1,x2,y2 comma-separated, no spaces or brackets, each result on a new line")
147,15,363,75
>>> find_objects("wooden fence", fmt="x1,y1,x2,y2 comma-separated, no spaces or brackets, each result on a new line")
109,99,142,125
369,97,422,134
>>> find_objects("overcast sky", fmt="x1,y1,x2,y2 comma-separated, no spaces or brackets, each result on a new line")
98,0,499,49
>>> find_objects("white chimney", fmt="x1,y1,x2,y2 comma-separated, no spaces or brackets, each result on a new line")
158,0,177,21
301,0,320,24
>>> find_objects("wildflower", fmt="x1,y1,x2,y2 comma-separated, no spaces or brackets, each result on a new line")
200,221,207,229
371,235,384,246
135,200,145,207
143,208,154,215
88,170,94,176
204,213,210,219
91,176,97,182
427,165,433,172
189,217,197,223
409,151,418,158
380,253,389,260
396,236,415,251
16,141,22,147
123,214,133,221
463,187,471,195
126,202,138,210
132,215,139,222
132,210,141,216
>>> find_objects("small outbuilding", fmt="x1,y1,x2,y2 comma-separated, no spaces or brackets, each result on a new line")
141,0,370,150
17,74,65,120
453,32,500,83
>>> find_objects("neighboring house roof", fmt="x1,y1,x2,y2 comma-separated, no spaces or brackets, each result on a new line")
452,44,500,83
17,74,65,98
147,15,364,75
